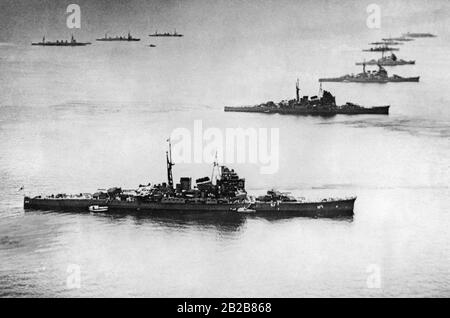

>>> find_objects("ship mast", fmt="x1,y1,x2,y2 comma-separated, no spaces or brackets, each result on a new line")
211,151,220,185
296,78,300,102
166,138,175,189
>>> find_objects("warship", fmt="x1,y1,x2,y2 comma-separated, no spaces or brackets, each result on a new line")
363,45,399,52
402,32,436,38
224,80,389,116
382,36,413,42
31,35,91,46
319,64,419,83
356,53,415,66
23,141,356,218
96,32,140,41
370,41,403,46
149,29,183,37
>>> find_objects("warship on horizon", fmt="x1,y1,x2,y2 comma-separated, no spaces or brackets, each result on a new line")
370,41,403,46
402,32,437,38
149,29,183,37
31,35,91,46
382,36,414,42
96,32,140,41
363,45,399,52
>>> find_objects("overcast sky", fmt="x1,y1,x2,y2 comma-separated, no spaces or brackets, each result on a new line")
0,0,448,43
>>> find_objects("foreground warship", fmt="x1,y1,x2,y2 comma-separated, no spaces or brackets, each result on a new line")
356,53,415,66
96,32,140,41
24,141,356,218
319,64,419,83
224,80,389,116
31,35,91,46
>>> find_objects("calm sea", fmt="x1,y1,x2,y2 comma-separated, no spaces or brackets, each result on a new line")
0,28,449,297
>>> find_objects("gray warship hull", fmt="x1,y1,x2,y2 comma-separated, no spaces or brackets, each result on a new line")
319,76,419,83
149,34,183,37
31,42,91,46
224,105,389,115
363,48,399,52
23,197,356,218
96,39,140,41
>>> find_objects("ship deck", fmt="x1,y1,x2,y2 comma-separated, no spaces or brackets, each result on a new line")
24,197,356,218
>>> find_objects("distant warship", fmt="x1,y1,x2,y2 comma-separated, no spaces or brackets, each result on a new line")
24,140,356,218
31,35,91,46
382,36,413,42
319,64,419,83
402,32,436,38
224,80,389,116
356,53,415,66
363,45,399,52
96,32,140,41
149,29,183,37
370,41,403,46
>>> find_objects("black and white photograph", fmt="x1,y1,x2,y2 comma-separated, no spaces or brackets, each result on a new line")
0,0,449,300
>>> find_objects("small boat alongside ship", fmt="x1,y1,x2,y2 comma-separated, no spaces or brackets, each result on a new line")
89,205,108,213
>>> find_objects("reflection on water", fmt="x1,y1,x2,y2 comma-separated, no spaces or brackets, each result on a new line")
1,188,449,297
105,211,249,234
318,116,450,138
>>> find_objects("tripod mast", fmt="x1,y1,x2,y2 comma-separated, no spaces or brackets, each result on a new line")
166,138,174,188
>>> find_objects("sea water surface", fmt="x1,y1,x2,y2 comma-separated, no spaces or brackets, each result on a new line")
0,26,449,297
